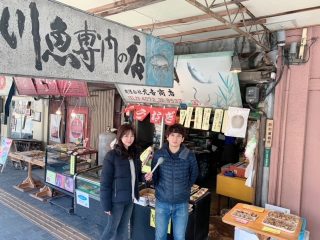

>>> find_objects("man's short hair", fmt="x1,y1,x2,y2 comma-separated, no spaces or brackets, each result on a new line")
165,123,186,138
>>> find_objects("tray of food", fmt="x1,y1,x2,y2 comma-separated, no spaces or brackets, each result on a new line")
190,188,208,202
267,211,300,225
231,209,258,222
190,184,200,195
263,216,297,233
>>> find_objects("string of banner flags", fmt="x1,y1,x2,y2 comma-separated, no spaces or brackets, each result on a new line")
124,105,251,138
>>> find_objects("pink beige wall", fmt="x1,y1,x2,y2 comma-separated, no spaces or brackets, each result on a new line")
269,26,320,238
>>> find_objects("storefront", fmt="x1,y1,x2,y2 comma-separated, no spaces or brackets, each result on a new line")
0,0,316,239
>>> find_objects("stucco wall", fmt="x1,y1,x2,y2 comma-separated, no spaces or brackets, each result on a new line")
269,26,320,237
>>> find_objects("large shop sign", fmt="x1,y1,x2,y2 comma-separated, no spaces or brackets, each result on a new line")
0,0,174,87
116,52,243,108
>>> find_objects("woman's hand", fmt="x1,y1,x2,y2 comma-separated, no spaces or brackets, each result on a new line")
145,172,153,182
105,211,111,215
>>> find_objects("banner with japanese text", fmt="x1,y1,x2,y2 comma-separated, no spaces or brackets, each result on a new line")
117,52,242,108
134,105,150,121
0,0,173,87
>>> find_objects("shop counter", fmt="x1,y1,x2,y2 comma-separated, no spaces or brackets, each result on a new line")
131,192,211,240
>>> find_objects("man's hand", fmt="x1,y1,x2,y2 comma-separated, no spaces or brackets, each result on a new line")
105,211,111,215
145,172,153,182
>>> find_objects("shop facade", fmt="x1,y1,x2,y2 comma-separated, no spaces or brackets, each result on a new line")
269,26,320,237
0,0,318,239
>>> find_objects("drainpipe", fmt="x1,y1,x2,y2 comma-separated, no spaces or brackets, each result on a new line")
261,81,275,207
255,114,266,206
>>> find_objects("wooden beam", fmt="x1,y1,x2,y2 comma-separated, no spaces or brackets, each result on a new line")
185,0,269,51
210,0,248,9
244,6,320,22
159,19,266,39
235,2,270,33
175,30,265,45
87,0,165,17
135,8,245,30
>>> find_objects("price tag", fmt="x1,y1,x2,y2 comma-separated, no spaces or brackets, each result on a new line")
70,155,75,175
150,209,171,234
262,226,281,234
234,217,248,224
243,204,265,213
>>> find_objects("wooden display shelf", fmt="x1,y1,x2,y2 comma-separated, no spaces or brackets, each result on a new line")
10,151,45,192
30,186,53,201
222,203,302,240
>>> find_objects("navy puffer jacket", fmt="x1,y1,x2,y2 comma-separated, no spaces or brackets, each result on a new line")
152,143,198,204
100,147,142,212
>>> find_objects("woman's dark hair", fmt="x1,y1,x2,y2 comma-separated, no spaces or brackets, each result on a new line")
165,123,186,138
114,124,137,159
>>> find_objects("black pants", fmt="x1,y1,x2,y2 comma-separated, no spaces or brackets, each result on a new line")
100,202,134,240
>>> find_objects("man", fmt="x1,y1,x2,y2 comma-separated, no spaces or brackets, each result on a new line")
145,124,198,240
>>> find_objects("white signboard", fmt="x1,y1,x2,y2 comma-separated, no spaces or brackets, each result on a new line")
76,190,90,208
225,107,250,138
117,52,242,108
0,0,173,87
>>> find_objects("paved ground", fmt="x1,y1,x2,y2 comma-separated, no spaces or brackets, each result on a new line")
0,163,103,240
0,202,56,240
0,161,233,240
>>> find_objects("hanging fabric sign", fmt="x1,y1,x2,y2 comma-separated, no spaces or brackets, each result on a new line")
150,108,163,124
124,105,135,115
134,106,150,121
162,108,177,126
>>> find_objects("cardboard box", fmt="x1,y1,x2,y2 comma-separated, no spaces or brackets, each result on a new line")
221,163,232,175
230,162,248,178
216,174,254,203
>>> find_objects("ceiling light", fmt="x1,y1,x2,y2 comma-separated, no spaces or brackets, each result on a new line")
56,107,62,115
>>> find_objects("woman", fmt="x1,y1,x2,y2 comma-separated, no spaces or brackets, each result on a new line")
100,124,142,240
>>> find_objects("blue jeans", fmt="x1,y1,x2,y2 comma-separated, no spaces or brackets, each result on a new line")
155,201,189,240
100,202,133,240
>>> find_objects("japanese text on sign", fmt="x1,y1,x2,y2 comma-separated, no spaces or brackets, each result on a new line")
0,0,173,87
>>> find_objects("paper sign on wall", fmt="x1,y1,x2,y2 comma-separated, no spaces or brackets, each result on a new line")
150,208,171,234
221,110,229,133
184,107,194,128
179,110,187,125
212,109,224,132
225,107,250,138
194,107,203,129
201,108,212,130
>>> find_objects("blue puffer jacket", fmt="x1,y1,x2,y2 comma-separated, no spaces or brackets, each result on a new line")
152,143,198,204
100,147,142,212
